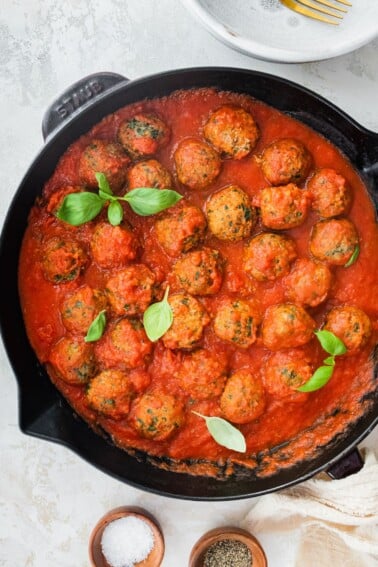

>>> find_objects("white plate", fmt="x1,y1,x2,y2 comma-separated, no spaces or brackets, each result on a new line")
182,0,378,63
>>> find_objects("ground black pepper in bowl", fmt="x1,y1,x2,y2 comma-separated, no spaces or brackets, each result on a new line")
204,539,252,567
189,526,267,567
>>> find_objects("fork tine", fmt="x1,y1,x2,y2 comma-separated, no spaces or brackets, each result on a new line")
297,0,343,19
311,0,347,13
334,0,352,5
280,0,340,24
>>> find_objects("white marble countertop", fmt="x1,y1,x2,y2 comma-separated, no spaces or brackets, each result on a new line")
0,2,377,566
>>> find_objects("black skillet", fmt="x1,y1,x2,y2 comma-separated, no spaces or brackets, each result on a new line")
0,68,377,500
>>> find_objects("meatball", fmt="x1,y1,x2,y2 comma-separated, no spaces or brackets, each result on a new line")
260,183,309,230
61,284,107,334
308,168,351,218
243,233,297,282
90,221,138,269
42,237,87,283
263,350,313,396
49,336,96,385
259,138,311,185
95,318,152,369
130,391,185,441
106,264,155,316
78,139,130,190
310,218,359,266
173,247,223,295
118,113,170,159
261,303,316,350
47,185,83,215
203,105,259,160
126,159,172,190
175,349,228,400
213,299,260,348
154,202,207,257
324,306,372,353
174,138,221,190
220,370,265,424
206,185,257,242
162,293,210,350
284,258,332,307
87,369,134,420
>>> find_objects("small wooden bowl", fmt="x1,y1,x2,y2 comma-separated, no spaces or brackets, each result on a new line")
89,506,165,567
189,526,267,567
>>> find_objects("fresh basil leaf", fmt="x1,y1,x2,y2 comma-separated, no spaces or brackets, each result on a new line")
95,172,113,196
344,245,360,267
192,411,246,453
315,330,347,356
108,200,124,226
99,188,116,202
84,310,106,343
323,356,335,366
123,188,182,216
143,287,173,341
297,365,334,392
56,192,104,226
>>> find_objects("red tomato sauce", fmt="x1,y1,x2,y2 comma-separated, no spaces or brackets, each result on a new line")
19,88,378,477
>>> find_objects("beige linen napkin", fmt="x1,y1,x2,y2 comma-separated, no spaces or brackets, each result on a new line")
242,450,378,567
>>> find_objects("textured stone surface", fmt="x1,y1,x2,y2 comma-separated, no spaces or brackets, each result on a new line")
0,2,377,565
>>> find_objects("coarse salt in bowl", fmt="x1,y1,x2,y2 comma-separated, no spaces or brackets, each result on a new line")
101,516,154,567
89,506,165,567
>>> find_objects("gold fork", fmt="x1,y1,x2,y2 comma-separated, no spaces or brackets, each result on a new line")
280,0,352,25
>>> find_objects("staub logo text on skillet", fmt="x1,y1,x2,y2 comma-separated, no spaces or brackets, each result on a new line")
55,80,103,119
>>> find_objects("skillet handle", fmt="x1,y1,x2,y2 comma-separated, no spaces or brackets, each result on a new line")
326,448,364,479
42,72,129,141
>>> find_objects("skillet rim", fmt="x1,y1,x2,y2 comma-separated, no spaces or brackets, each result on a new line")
0,66,377,500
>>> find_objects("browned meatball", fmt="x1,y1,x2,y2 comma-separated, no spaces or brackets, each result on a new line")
90,221,138,269
206,185,257,242
78,139,130,190
154,201,207,257
263,350,313,396
175,349,228,400
243,233,297,282
126,159,172,190
106,264,155,316
310,218,359,266
308,168,351,218
284,258,332,307
49,336,96,385
130,391,185,441
213,299,260,348
118,113,170,159
61,285,107,334
174,247,223,295
42,237,87,283
260,183,309,230
203,105,259,160
261,303,316,350
259,138,311,186
87,369,134,420
162,293,210,350
324,306,372,353
174,138,221,190
220,370,266,424
95,318,152,370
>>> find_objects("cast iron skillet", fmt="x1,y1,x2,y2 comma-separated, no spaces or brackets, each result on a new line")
1,68,377,500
